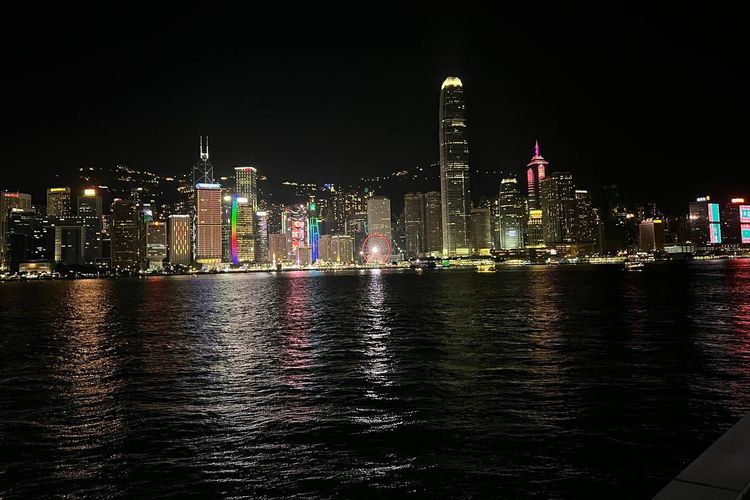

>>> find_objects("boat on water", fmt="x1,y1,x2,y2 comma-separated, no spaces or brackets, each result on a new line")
624,261,644,271
477,263,497,273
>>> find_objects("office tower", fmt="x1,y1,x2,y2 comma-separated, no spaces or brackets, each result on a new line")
572,190,598,243
145,221,167,270
526,141,548,210
234,167,258,209
308,200,320,262
540,171,576,245
54,225,86,266
297,246,311,266
221,189,234,262
366,196,392,245
330,190,366,234
689,196,721,245
7,210,37,272
318,234,333,262
470,208,492,255
168,214,191,266
639,219,665,252
424,191,442,256
404,192,425,258
721,198,750,245
524,142,549,248
195,183,222,265
111,199,139,270
77,188,103,264
255,210,270,264
231,195,255,264
1,191,33,269
497,178,524,250
332,235,354,263
46,187,72,218
439,76,471,257
269,233,288,263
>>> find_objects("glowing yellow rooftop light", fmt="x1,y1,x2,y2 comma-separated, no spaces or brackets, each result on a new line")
441,76,463,89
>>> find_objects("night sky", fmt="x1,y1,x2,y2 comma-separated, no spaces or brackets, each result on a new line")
3,5,748,212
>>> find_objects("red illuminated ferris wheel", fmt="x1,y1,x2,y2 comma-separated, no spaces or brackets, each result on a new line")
361,233,392,265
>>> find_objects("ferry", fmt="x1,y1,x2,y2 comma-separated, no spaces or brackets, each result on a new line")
624,261,645,271
476,263,497,273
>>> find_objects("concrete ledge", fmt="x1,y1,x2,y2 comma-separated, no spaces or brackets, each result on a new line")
654,414,750,499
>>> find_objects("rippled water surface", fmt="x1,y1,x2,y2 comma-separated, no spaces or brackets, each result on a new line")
2,261,750,498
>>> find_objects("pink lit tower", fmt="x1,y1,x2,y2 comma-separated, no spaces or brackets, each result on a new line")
526,140,549,210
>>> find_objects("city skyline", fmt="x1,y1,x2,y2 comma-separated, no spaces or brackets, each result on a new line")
3,6,748,212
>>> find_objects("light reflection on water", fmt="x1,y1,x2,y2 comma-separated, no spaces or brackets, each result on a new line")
1,260,750,498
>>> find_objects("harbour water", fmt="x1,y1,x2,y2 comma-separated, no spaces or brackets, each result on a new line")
1,260,749,498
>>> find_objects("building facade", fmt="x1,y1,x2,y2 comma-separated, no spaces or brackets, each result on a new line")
439,76,471,257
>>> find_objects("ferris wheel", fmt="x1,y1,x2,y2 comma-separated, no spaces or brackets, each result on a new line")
360,233,392,265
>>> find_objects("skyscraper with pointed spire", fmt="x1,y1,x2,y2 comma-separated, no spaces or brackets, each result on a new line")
526,140,548,210
526,141,549,248
439,76,471,257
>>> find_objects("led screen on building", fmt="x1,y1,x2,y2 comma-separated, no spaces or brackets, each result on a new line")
741,205,750,223
709,223,722,244
708,203,720,223
742,224,750,244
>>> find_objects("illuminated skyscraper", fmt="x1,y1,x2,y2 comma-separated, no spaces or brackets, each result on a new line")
526,141,548,210
721,198,750,245
308,200,320,262
111,199,139,270
366,196,392,245
540,171,576,245
424,191,442,256
145,221,167,270
404,192,425,258
234,167,258,209
77,188,103,264
331,235,354,263
497,178,524,250
0,191,33,269
470,208,493,255
255,210,270,264
168,214,191,266
196,183,223,266
689,196,722,245
439,76,471,257
46,187,71,218
572,190,598,244
231,195,255,264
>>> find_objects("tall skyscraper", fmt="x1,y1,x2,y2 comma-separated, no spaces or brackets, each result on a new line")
571,190,598,244
497,178,524,250
639,219,665,252
720,198,750,245
331,235,354,263
439,76,471,257
526,141,548,210
7,209,38,272
255,210,270,264
111,199,139,270
195,183,223,266
231,195,255,264
366,196,392,245
689,196,722,245
234,167,258,209
77,188,103,264
46,187,72,218
0,191,33,269
423,191,442,257
168,214,191,266
145,221,167,270
308,200,320,262
470,208,493,255
269,233,288,263
540,171,576,245
404,192,425,258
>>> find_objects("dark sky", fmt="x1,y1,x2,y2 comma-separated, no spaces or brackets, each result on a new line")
3,5,748,211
